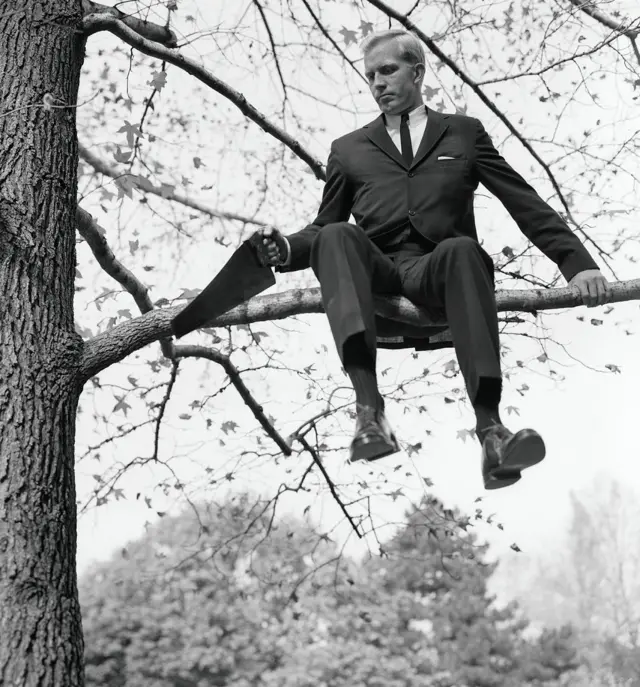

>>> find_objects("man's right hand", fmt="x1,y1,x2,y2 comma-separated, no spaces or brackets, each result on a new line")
251,226,289,267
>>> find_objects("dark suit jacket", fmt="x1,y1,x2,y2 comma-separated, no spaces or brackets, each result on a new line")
280,107,599,349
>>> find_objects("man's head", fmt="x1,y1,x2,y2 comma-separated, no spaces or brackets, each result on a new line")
361,29,426,116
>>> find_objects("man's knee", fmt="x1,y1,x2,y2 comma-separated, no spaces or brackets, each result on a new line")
312,222,362,246
436,236,480,255
435,236,494,281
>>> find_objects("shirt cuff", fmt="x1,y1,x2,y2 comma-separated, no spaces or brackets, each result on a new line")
280,237,292,267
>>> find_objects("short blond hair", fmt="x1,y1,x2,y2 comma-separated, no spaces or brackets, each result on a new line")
361,29,425,67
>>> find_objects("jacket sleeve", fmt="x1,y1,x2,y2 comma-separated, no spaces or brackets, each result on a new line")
473,118,599,282
277,142,354,273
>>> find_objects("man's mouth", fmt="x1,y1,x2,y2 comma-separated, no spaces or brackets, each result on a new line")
379,94,393,101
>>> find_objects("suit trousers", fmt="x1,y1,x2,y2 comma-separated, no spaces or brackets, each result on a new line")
309,222,501,404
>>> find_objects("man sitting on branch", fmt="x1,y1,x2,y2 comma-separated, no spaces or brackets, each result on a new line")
255,29,609,489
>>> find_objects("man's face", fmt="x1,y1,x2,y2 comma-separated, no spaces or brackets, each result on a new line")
364,40,424,115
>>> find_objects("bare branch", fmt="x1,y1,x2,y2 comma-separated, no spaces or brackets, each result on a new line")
568,0,639,39
568,0,640,67
77,207,291,454
296,434,363,539
252,0,288,97
364,0,613,267
78,143,267,226
174,344,292,455
81,0,178,47
80,14,326,181
300,0,368,84
152,361,179,461
76,207,174,358
79,278,640,381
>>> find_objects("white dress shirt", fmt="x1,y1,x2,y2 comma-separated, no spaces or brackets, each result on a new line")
384,102,428,157
280,102,428,265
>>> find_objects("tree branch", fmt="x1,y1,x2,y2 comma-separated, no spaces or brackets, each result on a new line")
568,0,640,67
568,0,639,39
300,0,368,84
80,14,326,181
77,207,290,454
252,0,288,97
174,344,292,456
364,0,614,268
297,434,362,539
78,143,267,226
152,360,179,461
79,278,640,381
76,206,174,359
81,0,178,47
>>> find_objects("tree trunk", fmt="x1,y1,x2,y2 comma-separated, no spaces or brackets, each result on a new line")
0,2,86,684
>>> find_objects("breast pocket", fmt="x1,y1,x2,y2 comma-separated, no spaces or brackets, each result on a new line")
434,156,468,168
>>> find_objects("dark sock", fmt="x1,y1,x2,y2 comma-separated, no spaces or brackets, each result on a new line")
473,377,502,441
343,334,381,411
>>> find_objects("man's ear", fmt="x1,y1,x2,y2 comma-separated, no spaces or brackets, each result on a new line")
414,62,426,84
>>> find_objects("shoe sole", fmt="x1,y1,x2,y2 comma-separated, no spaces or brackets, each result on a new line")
349,434,400,463
484,429,546,490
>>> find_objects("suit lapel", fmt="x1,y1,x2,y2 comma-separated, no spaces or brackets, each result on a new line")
363,107,450,170
363,114,407,169
411,108,449,169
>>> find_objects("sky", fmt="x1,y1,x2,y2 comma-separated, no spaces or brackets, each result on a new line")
72,0,640,589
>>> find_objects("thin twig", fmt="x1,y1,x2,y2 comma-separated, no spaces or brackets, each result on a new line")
80,13,326,181
152,361,179,460
252,0,288,97
175,344,292,456
296,434,362,539
300,0,368,84
568,0,640,68
568,0,639,39
79,143,267,226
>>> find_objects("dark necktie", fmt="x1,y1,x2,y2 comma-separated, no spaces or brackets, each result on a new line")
400,112,413,166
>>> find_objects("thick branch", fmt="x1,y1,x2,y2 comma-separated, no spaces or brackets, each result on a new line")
364,0,612,266
81,0,178,47
80,14,326,182
568,0,639,39
78,143,267,226
175,345,292,455
80,278,640,381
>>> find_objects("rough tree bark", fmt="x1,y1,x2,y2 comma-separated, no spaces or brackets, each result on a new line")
0,1,86,685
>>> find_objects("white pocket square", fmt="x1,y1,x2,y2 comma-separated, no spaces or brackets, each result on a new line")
438,155,458,160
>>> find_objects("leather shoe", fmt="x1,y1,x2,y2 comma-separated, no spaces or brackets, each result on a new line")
482,424,545,490
349,404,399,463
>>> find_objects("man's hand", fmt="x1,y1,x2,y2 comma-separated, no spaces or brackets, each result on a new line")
569,269,610,307
251,226,289,267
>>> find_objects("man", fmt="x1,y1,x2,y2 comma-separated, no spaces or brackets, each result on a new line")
254,29,609,489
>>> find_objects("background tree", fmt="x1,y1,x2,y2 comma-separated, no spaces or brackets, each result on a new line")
81,492,580,686
1,0,639,684
495,477,640,686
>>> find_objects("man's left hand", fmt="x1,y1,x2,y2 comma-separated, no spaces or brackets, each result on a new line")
569,269,610,307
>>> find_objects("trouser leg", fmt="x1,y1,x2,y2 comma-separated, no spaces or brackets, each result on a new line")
396,236,501,407
310,222,400,363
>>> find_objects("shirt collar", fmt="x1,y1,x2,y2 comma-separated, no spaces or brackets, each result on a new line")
384,103,427,129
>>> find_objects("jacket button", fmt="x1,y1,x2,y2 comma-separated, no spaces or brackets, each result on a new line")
408,172,414,177
409,210,415,216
